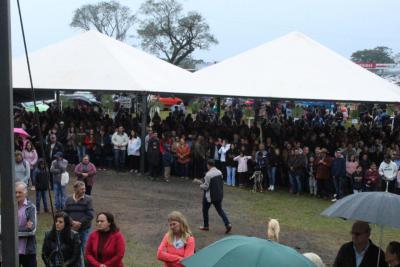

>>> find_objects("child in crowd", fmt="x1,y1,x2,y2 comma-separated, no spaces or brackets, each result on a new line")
352,165,364,193
308,156,317,196
32,158,49,213
364,162,380,191
234,151,252,187
162,144,173,182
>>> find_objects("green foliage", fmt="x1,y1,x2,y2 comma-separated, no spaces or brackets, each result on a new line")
70,1,136,41
148,97,164,119
100,94,114,111
243,107,255,118
293,106,304,118
137,0,218,66
60,96,73,109
190,98,203,114
351,46,395,63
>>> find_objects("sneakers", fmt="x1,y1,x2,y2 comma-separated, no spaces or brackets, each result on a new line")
199,226,209,231
331,198,337,202
225,224,232,234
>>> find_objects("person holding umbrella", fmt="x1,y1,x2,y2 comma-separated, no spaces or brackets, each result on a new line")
333,221,387,267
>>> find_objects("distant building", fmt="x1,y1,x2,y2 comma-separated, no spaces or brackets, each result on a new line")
356,62,400,86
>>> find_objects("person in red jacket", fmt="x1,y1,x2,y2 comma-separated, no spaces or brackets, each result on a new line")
157,211,195,267
85,212,125,267
364,162,380,191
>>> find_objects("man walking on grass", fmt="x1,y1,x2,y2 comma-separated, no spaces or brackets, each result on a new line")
195,159,232,234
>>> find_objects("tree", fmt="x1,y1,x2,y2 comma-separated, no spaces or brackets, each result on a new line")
70,1,136,41
351,46,395,63
137,0,218,67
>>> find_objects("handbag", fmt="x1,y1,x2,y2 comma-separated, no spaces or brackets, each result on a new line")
61,172,70,186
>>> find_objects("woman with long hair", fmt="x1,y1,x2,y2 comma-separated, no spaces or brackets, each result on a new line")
22,141,38,189
127,129,141,173
42,212,81,267
157,211,195,267
85,212,126,267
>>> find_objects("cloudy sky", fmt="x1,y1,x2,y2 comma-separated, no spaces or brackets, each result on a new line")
10,0,400,62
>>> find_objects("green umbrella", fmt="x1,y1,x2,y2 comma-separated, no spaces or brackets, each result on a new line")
24,103,49,112
182,235,314,267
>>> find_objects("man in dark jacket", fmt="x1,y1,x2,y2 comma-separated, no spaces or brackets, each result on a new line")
197,159,232,234
46,134,64,165
331,149,347,201
333,221,387,267
33,159,49,213
147,133,161,180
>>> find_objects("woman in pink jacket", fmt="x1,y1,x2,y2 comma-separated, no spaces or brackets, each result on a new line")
157,211,195,267
22,141,38,188
74,154,97,195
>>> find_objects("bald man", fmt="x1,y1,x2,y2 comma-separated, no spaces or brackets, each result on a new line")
333,221,387,267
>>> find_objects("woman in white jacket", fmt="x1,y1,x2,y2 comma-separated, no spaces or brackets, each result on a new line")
234,151,252,187
127,130,141,173
218,139,231,181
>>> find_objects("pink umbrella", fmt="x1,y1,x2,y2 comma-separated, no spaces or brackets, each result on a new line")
14,128,30,138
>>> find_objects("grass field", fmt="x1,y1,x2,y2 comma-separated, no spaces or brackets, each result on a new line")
30,172,400,267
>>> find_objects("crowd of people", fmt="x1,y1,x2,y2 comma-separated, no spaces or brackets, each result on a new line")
11,99,400,266
14,100,400,199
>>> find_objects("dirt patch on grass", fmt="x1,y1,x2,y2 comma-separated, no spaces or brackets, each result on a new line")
87,170,337,266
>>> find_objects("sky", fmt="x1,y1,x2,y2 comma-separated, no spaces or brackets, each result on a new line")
10,0,400,62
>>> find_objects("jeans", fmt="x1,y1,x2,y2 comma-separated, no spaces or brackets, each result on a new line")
288,172,302,193
114,149,126,171
202,198,230,228
77,145,86,163
178,162,189,177
79,228,91,251
332,176,340,197
267,167,277,187
53,181,66,210
226,166,236,186
36,190,48,211
78,228,91,267
309,177,317,195
149,163,159,178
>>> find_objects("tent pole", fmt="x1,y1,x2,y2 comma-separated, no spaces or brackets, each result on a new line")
56,90,61,112
0,0,19,265
216,97,221,117
140,93,148,174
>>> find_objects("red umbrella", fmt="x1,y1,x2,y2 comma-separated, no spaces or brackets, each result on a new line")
14,128,30,138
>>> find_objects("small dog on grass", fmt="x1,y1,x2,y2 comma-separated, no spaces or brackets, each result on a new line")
249,170,263,192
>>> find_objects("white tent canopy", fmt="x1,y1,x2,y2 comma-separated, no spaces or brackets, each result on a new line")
13,30,193,93
192,32,400,102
